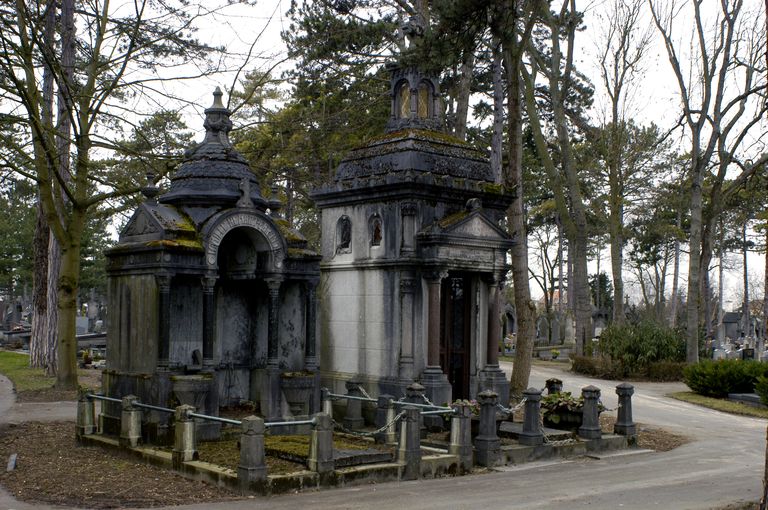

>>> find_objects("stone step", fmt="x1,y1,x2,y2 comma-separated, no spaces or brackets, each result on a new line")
499,421,574,442
333,448,393,468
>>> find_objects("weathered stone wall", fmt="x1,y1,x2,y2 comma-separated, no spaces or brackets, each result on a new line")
278,282,305,370
107,274,158,373
169,276,203,367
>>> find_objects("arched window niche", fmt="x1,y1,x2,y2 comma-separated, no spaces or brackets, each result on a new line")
397,80,411,119
369,214,383,247
417,81,432,118
336,215,352,254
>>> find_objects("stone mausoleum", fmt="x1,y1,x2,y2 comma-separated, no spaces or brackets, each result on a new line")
103,89,320,439
312,65,514,407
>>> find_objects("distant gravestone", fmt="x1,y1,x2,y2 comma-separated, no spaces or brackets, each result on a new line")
76,316,89,335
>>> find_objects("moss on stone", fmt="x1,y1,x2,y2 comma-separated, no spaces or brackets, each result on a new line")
144,239,203,250
438,210,470,228
480,182,504,194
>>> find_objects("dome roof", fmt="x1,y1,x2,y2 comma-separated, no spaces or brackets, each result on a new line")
160,88,267,209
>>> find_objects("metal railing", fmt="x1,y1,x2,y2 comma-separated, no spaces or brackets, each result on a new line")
86,393,316,429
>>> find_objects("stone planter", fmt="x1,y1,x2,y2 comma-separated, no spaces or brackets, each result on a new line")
280,372,315,416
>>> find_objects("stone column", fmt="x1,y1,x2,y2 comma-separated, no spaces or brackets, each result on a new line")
201,276,217,367
578,385,602,440
474,390,501,467
266,279,282,366
449,404,473,472
478,277,509,405
614,383,637,436
398,405,421,480
119,395,141,448
172,404,197,468
304,279,318,370
156,274,171,368
305,279,321,414
399,274,416,381
487,280,501,365
238,415,267,488
308,413,334,473
518,388,544,446
264,278,283,421
421,271,452,412
425,272,443,368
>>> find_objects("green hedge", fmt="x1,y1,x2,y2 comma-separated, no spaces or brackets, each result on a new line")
572,355,685,381
683,360,768,398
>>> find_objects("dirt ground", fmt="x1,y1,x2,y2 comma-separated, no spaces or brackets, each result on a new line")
15,367,103,403
0,422,242,509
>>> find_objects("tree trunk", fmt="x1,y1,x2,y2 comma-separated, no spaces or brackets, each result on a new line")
490,40,504,184
669,207,682,327
717,223,725,347
742,223,750,338
46,236,60,377
686,154,703,363
452,51,474,141
29,0,56,370
55,237,80,389
504,42,536,402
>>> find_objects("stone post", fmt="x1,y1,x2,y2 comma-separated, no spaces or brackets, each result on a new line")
201,276,217,367
156,274,172,368
398,405,421,480
406,382,429,433
119,395,142,448
545,378,563,395
448,404,473,472
238,415,267,488
321,387,333,419
578,385,602,440
518,388,544,446
614,383,637,436
375,394,396,444
76,391,95,439
172,404,197,468
474,390,500,467
343,379,365,429
308,413,334,473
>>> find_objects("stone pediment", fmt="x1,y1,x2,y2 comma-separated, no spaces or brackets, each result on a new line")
419,209,513,246
120,203,198,245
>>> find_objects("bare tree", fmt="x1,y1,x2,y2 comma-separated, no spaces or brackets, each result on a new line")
1,0,263,388
649,0,768,362
595,0,653,325
521,0,592,355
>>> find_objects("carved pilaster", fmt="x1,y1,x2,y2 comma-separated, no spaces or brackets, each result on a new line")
266,278,282,367
304,279,318,370
401,202,417,254
399,275,416,379
424,270,447,368
156,274,172,368
201,276,217,367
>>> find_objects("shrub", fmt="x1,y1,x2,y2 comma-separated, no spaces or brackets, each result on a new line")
647,361,686,382
683,360,768,398
599,321,686,374
571,355,625,379
756,376,768,406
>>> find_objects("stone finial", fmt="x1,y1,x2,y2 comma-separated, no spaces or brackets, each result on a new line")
141,172,159,204
202,87,234,149
236,178,254,209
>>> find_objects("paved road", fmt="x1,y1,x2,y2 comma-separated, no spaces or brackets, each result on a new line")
0,365,764,509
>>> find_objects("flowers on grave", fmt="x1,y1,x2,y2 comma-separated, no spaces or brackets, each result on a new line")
550,348,561,359
541,391,605,427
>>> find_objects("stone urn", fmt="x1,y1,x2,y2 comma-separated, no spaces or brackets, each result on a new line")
171,374,213,412
280,371,315,416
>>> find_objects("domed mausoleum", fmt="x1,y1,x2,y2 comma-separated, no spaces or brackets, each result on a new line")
103,89,320,440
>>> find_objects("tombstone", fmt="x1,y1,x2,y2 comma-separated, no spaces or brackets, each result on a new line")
102,89,320,441
76,316,89,335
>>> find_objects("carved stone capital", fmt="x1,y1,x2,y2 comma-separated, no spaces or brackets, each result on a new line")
400,277,417,294
155,274,172,293
401,202,417,216
201,276,217,293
